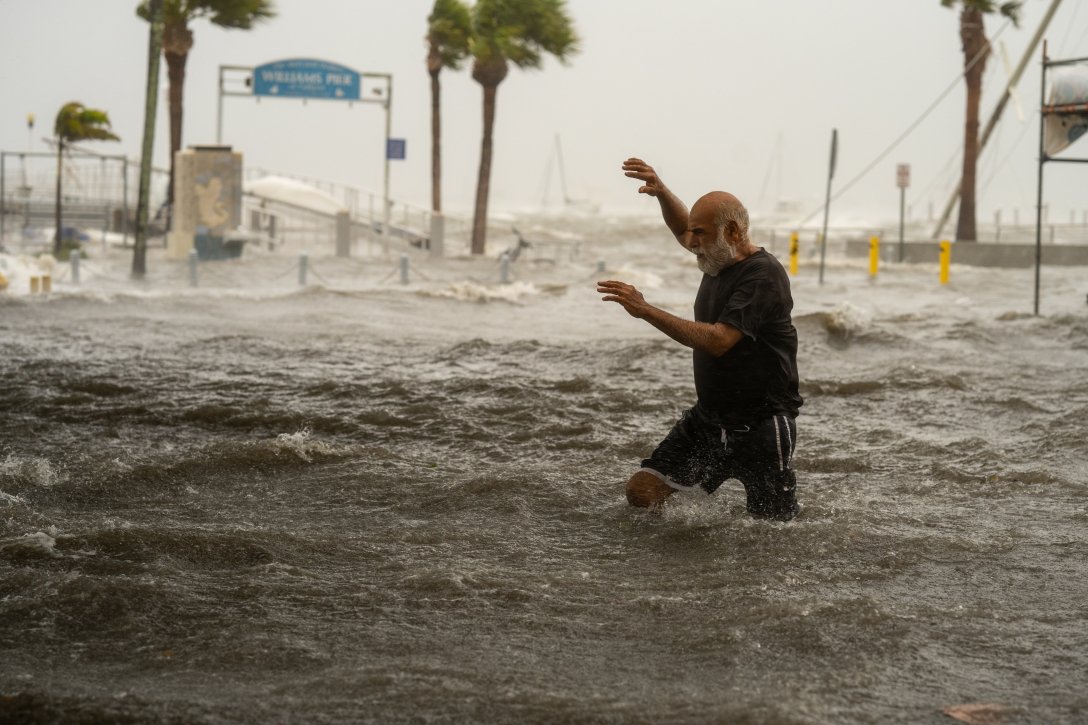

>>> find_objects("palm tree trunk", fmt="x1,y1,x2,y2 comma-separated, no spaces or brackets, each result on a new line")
134,0,164,278
53,139,63,256
162,21,192,232
955,7,988,242
471,82,498,255
430,67,442,213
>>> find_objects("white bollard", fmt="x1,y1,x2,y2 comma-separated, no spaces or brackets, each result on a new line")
499,252,510,284
429,213,445,258
188,249,198,287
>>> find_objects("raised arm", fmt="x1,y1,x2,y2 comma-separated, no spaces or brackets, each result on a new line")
622,158,689,244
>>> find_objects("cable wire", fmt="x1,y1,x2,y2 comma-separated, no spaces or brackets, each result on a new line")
793,17,1014,227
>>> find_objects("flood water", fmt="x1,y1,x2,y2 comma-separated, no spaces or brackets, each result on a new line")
2,218,1087,723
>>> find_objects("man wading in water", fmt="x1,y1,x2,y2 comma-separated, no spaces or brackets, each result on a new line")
597,158,803,520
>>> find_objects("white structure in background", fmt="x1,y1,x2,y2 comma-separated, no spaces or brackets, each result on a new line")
168,146,243,259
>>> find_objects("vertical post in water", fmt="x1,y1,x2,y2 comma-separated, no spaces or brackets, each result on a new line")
71,250,81,285
399,254,409,284
429,212,445,259
1034,41,1048,316
898,185,906,262
188,249,198,287
382,76,393,255
789,231,799,276
596,259,606,275
0,154,6,244
869,236,880,280
299,253,308,286
499,252,510,284
939,240,951,285
335,211,351,258
818,128,837,285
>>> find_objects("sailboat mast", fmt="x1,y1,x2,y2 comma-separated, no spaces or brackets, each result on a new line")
555,134,572,205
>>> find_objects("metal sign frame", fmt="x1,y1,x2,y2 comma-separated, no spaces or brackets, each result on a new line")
216,61,395,242
1034,42,1088,315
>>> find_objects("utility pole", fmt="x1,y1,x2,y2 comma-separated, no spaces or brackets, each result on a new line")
133,0,164,278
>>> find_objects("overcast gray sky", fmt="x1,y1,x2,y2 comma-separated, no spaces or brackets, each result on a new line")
2,0,1087,227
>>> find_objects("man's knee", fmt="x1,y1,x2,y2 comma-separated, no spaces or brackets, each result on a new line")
626,471,674,509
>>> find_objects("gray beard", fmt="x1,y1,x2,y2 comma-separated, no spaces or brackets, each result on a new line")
696,232,738,275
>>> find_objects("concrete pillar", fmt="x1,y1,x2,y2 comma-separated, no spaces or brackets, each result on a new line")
335,211,351,258
429,213,445,258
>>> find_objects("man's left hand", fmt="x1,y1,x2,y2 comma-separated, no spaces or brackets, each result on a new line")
597,280,651,319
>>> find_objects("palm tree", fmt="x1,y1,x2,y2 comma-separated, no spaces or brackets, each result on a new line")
136,0,275,225
469,0,578,255
133,0,165,278
53,102,119,257
428,0,472,214
940,0,1021,241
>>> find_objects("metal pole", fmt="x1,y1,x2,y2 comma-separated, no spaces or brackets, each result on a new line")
1034,41,1048,316
216,65,224,145
898,186,905,262
818,128,837,285
122,158,130,248
382,75,393,254
1,153,6,243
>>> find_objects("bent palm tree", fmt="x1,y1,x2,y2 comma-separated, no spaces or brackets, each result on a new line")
940,0,1021,241
428,0,472,214
470,0,578,255
136,0,275,224
53,102,119,257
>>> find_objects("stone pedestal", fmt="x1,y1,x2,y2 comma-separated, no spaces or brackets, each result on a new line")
167,146,242,259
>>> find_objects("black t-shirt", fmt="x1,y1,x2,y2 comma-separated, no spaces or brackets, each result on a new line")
692,248,803,425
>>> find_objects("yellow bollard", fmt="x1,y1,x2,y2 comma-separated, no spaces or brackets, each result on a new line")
789,231,799,276
869,236,880,279
41,275,52,294
939,240,951,285
30,276,40,294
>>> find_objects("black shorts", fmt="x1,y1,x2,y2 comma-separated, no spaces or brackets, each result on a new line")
641,406,800,520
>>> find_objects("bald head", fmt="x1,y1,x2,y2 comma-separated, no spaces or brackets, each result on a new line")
690,191,750,245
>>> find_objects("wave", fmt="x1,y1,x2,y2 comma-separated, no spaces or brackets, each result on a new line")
417,280,543,304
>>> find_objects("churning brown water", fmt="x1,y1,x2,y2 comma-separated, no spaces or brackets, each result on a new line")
2,217,1087,723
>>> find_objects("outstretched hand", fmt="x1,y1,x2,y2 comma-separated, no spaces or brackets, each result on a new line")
622,158,668,197
597,279,651,319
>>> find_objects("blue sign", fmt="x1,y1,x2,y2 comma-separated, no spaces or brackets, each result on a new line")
386,138,406,160
253,58,361,101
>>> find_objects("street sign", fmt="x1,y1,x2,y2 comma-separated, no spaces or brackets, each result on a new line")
386,138,406,160
252,58,361,101
897,163,911,189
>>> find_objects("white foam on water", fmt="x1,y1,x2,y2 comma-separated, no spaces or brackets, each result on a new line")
610,265,664,289
823,301,872,337
423,280,541,303
0,454,61,487
0,530,59,557
272,428,333,463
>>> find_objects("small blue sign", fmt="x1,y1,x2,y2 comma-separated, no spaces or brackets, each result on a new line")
253,58,361,101
387,138,406,160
